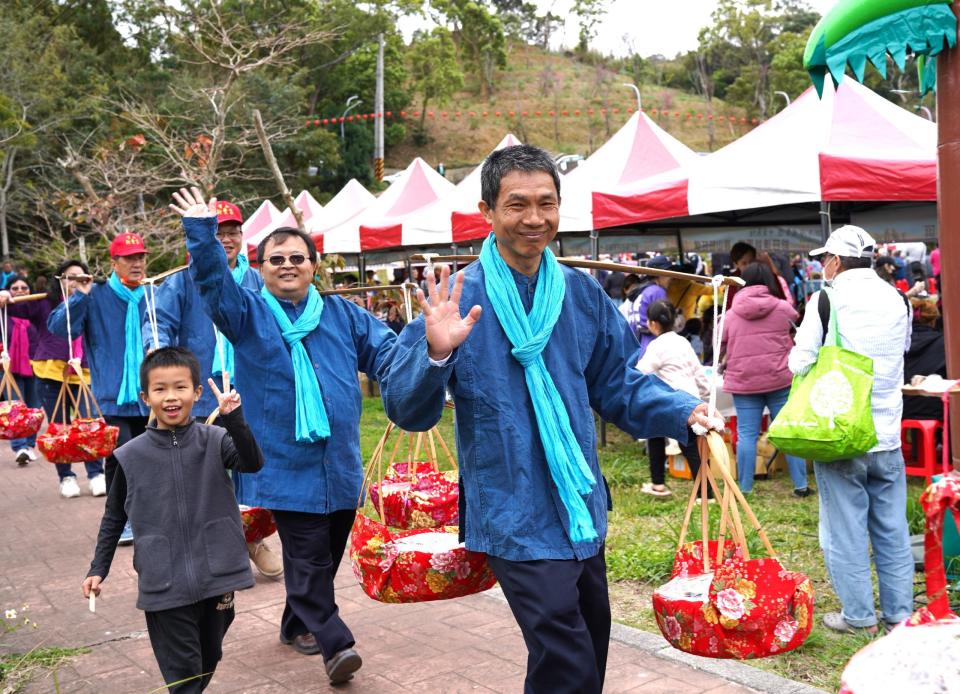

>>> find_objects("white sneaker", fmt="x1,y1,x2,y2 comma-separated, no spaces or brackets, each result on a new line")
26,447,39,462
59,477,81,498
89,474,107,497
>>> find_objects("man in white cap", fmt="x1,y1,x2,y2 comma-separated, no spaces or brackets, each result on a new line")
789,225,914,635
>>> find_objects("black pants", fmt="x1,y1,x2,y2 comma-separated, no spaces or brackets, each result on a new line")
647,427,706,492
487,549,610,694
103,415,148,491
272,508,355,659
144,593,236,693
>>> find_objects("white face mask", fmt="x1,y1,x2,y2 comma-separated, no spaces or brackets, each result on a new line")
823,255,839,286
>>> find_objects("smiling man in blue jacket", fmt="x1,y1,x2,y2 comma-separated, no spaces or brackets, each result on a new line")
48,232,151,545
145,200,281,579
170,187,396,686
380,145,713,693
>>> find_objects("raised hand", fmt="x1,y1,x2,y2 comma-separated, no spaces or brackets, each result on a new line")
208,373,241,415
169,186,217,219
417,264,482,360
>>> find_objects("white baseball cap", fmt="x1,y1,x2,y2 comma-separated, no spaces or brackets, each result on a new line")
809,225,876,258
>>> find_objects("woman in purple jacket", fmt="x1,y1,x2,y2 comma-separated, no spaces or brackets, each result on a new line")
0,260,103,498
721,262,810,496
4,277,41,464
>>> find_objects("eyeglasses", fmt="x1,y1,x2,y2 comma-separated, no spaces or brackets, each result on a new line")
266,254,308,267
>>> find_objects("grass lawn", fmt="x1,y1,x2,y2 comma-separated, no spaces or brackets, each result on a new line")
357,396,948,692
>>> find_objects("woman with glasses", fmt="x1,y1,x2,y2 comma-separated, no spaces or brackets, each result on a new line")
0,261,104,498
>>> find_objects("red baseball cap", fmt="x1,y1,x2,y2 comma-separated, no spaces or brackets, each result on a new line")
216,201,243,226
109,232,148,257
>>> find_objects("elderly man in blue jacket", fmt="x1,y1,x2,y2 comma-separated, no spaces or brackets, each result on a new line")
144,200,281,579
49,232,151,545
380,145,714,693
170,187,396,686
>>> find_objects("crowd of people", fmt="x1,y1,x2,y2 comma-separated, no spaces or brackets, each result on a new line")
0,143,947,691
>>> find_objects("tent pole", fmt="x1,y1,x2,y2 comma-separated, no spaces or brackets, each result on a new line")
819,201,832,243
937,29,960,471
676,229,684,258
590,226,607,448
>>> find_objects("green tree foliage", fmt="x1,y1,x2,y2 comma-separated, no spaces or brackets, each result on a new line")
572,0,609,55
409,28,464,138
432,0,507,98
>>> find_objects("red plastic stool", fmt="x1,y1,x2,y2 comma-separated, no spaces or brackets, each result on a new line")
901,419,943,484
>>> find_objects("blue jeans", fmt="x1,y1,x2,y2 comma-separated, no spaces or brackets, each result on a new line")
732,388,808,493
815,450,914,627
36,377,103,481
10,374,39,451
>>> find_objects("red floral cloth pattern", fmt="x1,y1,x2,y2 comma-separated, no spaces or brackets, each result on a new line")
239,506,277,544
652,540,814,659
369,462,459,529
38,419,119,463
350,513,496,603
0,400,44,440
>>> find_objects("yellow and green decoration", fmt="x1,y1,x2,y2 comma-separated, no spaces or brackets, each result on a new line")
804,0,957,95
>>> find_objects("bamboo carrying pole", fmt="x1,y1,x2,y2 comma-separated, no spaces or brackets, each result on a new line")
318,283,417,296
53,264,189,286
253,108,305,232
410,254,746,288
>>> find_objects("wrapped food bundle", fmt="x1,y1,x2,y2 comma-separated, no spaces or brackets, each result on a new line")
38,419,119,463
350,514,496,603
369,462,459,529
0,400,44,440
238,505,277,544
652,432,814,660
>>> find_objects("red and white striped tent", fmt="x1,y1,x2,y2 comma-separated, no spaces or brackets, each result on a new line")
241,200,283,245
403,134,522,246
324,158,455,253
245,191,324,249
559,111,698,232
594,79,936,229
308,179,376,254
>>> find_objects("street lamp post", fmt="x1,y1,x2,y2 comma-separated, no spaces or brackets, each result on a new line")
341,95,362,139
622,83,642,112
775,90,791,109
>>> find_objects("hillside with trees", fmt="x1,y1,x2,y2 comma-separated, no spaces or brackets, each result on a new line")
0,0,931,273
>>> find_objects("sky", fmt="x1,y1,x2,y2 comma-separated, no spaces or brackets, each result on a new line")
400,0,837,57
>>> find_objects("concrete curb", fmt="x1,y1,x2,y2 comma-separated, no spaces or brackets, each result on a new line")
481,588,828,694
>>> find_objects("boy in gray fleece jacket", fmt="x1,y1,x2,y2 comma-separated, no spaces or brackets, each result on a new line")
82,347,263,692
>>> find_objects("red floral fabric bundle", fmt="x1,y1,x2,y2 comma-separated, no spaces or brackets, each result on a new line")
239,506,277,544
652,540,814,659
350,514,496,603
0,400,44,439
38,419,119,463
368,462,459,529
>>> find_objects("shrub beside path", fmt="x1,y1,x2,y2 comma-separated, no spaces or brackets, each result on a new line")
1,451,819,693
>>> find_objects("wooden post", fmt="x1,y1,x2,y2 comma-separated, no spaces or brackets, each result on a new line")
252,109,305,232
937,20,960,471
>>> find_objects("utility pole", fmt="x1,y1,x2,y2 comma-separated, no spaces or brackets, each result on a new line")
374,33,385,183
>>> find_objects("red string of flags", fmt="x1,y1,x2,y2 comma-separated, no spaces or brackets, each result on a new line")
305,107,762,128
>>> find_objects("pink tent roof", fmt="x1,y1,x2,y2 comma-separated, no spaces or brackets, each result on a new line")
310,179,375,254
245,191,324,249
330,158,454,252
686,79,936,215
560,112,698,232
241,200,282,244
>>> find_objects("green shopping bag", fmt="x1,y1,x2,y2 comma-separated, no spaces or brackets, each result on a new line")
767,288,877,462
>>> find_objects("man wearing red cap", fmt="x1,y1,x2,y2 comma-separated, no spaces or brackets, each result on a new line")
48,232,151,544
147,201,282,577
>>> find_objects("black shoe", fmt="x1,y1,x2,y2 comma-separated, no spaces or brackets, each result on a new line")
325,648,362,684
793,487,814,498
279,633,321,656
15,450,29,466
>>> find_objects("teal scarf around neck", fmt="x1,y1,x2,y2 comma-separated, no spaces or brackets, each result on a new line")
106,272,145,407
479,233,598,544
211,253,250,379
260,284,329,442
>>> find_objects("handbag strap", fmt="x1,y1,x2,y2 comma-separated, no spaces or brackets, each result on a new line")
818,287,841,348
921,472,960,620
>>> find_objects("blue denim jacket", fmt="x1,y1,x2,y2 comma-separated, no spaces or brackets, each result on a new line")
144,266,263,417
380,262,700,561
48,284,149,417
183,216,397,514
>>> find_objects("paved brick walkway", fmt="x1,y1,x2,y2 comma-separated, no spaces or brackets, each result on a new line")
1,450,760,693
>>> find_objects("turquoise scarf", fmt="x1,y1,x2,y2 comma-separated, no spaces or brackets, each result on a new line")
211,253,250,379
479,233,598,543
260,285,329,442
106,272,145,406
